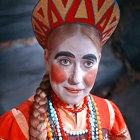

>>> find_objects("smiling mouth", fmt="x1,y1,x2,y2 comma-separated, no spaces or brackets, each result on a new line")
64,87,83,94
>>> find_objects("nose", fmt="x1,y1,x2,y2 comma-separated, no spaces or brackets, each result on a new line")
68,64,83,85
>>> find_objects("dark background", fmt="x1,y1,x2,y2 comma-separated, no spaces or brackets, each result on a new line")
0,0,140,139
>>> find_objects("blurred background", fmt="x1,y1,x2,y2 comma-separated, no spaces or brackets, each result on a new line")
0,0,140,139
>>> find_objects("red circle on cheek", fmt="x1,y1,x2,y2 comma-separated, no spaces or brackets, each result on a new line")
84,69,98,87
51,64,67,84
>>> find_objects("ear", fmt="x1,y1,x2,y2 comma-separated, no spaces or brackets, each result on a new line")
44,49,50,71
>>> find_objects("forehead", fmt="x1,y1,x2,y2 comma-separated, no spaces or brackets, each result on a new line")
51,33,99,56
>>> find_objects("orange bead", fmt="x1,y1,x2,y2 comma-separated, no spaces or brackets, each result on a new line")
45,113,48,118
99,134,103,140
47,122,50,127
98,125,102,130
48,132,53,138
47,127,52,132
95,107,98,111
99,130,103,135
97,116,100,121
98,121,101,125
49,138,54,140
46,117,49,122
96,111,99,116
94,102,97,106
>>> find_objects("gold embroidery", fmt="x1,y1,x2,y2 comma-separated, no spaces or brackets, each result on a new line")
12,109,29,139
75,0,88,18
92,0,114,24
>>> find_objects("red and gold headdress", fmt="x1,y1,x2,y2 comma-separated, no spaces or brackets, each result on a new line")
32,0,120,49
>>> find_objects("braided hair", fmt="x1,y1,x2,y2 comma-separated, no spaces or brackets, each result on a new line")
29,73,51,140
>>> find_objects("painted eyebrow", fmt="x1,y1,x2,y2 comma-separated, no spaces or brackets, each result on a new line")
55,51,75,59
82,54,97,61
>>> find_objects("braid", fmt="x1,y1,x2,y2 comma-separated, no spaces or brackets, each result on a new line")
30,73,51,140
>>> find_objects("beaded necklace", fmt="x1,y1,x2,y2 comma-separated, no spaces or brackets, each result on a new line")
52,93,87,113
46,94,103,140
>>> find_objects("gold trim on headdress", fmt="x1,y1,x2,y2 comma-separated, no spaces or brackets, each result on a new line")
32,0,120,49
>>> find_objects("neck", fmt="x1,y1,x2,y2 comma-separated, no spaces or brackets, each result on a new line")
52,90,85,106
51,91,88,113
68,100,84,109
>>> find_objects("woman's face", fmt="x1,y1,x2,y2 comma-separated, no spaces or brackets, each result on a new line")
45,33,101,105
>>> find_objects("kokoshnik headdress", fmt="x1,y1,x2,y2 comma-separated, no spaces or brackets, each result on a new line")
32,0,120,49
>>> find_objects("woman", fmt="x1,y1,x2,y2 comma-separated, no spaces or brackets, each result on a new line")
0,0,131,140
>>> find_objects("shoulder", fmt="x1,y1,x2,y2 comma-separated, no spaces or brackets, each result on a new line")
0,96,34,140
90,94,125,129
90,94,131,139
90,94,112,130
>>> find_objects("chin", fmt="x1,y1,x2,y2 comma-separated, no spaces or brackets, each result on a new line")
68,100,79,105
65,100,79,105
62,95,83,105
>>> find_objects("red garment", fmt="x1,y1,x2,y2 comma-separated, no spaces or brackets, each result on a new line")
0,95,131,140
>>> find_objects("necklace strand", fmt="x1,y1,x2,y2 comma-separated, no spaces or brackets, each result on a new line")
52,93,87,113
46,94,103,140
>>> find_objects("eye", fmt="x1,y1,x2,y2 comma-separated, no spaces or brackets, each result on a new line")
59,59,71,66
84,60,96,68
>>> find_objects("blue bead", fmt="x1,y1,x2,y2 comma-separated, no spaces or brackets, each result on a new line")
51,113,54,117
56,121,59,125
57,129,61,133
58,132,61,136
54,114,57,117
73,132,76,135
91,123,95,127
57,125,60,129
49,102,52,106
50,106,53,110
59,137,62,140
76,132,79,135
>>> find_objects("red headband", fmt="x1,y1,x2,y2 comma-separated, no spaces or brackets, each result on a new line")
32,0,120,49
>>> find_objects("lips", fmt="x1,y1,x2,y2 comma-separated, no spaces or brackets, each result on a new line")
64,87,83,94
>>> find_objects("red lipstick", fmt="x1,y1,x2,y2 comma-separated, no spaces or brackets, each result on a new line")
64,87,83,94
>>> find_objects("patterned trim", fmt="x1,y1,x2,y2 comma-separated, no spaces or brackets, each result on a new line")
116,125,131,139
105,99,115,131
12,109,29,139
32,0,120,48
116,125,127,135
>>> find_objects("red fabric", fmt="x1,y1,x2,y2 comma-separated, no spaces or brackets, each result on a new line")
92,95,110,129
0,100,33,140
0,95,129,139
16,100,33,128
109,101,127,136
0,110,27,140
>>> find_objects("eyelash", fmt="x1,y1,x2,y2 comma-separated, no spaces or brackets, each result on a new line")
57,57,97,68
84,60,96,68
59,58,71,66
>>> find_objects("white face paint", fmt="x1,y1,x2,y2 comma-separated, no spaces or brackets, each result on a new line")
46,33,101,105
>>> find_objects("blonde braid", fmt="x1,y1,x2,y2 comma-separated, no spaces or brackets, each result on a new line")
30,73,51,140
